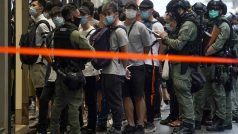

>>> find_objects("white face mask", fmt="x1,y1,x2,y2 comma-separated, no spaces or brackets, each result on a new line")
125,9,137,19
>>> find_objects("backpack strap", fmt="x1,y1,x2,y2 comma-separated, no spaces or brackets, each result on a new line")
35,20,52,33
127,21,136,37
86,29,96,38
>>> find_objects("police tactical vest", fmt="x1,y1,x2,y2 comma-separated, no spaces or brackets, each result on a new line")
53,23,85,72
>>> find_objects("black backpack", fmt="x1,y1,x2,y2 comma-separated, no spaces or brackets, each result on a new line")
19,20,51,65
89,26,126,70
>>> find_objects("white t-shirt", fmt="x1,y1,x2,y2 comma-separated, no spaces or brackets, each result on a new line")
144,19,164,67
79,25,100,77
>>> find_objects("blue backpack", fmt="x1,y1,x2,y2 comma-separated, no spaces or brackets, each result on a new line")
89,26,126,70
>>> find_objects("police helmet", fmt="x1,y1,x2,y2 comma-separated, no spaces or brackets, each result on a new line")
207,0,227,15
192,2,207,15
172,0,191,12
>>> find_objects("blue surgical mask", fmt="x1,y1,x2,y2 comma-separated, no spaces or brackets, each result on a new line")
140,10,150,20
80,16,88,25
209,10,219,19
104,15,115,26
53,16,64,27
29,7,37,17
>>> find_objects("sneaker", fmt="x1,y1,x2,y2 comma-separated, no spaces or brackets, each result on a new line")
122,125,136,134
144,122,156,133
29,110,39,120
135,125,144,134
154,114,162,121
161,104,170,111
160,116,174,125
107,127,121,134
29,119,38,129
96,125,107,132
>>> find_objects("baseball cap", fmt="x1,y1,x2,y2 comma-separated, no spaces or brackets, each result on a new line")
125,1,138,10
139,0,154,9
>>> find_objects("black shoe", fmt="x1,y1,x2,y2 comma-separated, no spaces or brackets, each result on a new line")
122,125,136,134
206,115,224,132
160,116,174,125
135,125,144,134
224,124,232,130
195,121,201,130
172,122,195,134
96,125,107,132
144,122,156,133
81,126,96,134
232,117,238,123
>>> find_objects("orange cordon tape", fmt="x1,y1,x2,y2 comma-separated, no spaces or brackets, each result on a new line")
1,46,238,64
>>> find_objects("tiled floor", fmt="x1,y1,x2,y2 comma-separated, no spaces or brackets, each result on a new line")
17,109,238,134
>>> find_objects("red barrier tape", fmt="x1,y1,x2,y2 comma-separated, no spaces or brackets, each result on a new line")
0,46,238,64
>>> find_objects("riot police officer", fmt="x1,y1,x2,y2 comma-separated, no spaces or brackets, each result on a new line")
160,0,199,133
205,0,232,131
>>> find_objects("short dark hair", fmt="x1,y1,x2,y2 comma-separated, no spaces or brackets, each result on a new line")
44,1,54,12
98,5,103,15
102,2,118,15
31,0,46,9
62,4,77,21
49,6,62,18
82,1,95,16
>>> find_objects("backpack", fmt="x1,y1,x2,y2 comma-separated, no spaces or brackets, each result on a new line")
19,20,51,65
89,26,127,70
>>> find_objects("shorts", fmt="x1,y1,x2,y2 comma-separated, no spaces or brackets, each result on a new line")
29,63,47,89
123,65,145,98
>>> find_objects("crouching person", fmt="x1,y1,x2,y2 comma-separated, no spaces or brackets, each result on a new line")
50,4,94,134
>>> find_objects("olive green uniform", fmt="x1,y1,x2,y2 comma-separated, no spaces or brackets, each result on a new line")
231,32,238,120
50,30,94,134
163,20,197,125
207,20,230,123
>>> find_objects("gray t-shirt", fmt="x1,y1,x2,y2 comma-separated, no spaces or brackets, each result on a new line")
124,21,151,66
101,26,129,76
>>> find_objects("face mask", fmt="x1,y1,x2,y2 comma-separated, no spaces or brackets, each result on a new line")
140,10,150,20
80,16,88,25
209,10,219,19
125,9,137,19
104,15,115,26
165,24,172,32
71,17,81,26
43,12,49,18
53,16,64,27
29,7,37,17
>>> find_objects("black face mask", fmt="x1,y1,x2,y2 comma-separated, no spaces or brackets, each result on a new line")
70,17,81,26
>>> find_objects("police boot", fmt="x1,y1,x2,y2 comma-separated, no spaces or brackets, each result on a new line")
195,121,201,130
171,122,195,134
206,115,224,131
201,110,212,126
